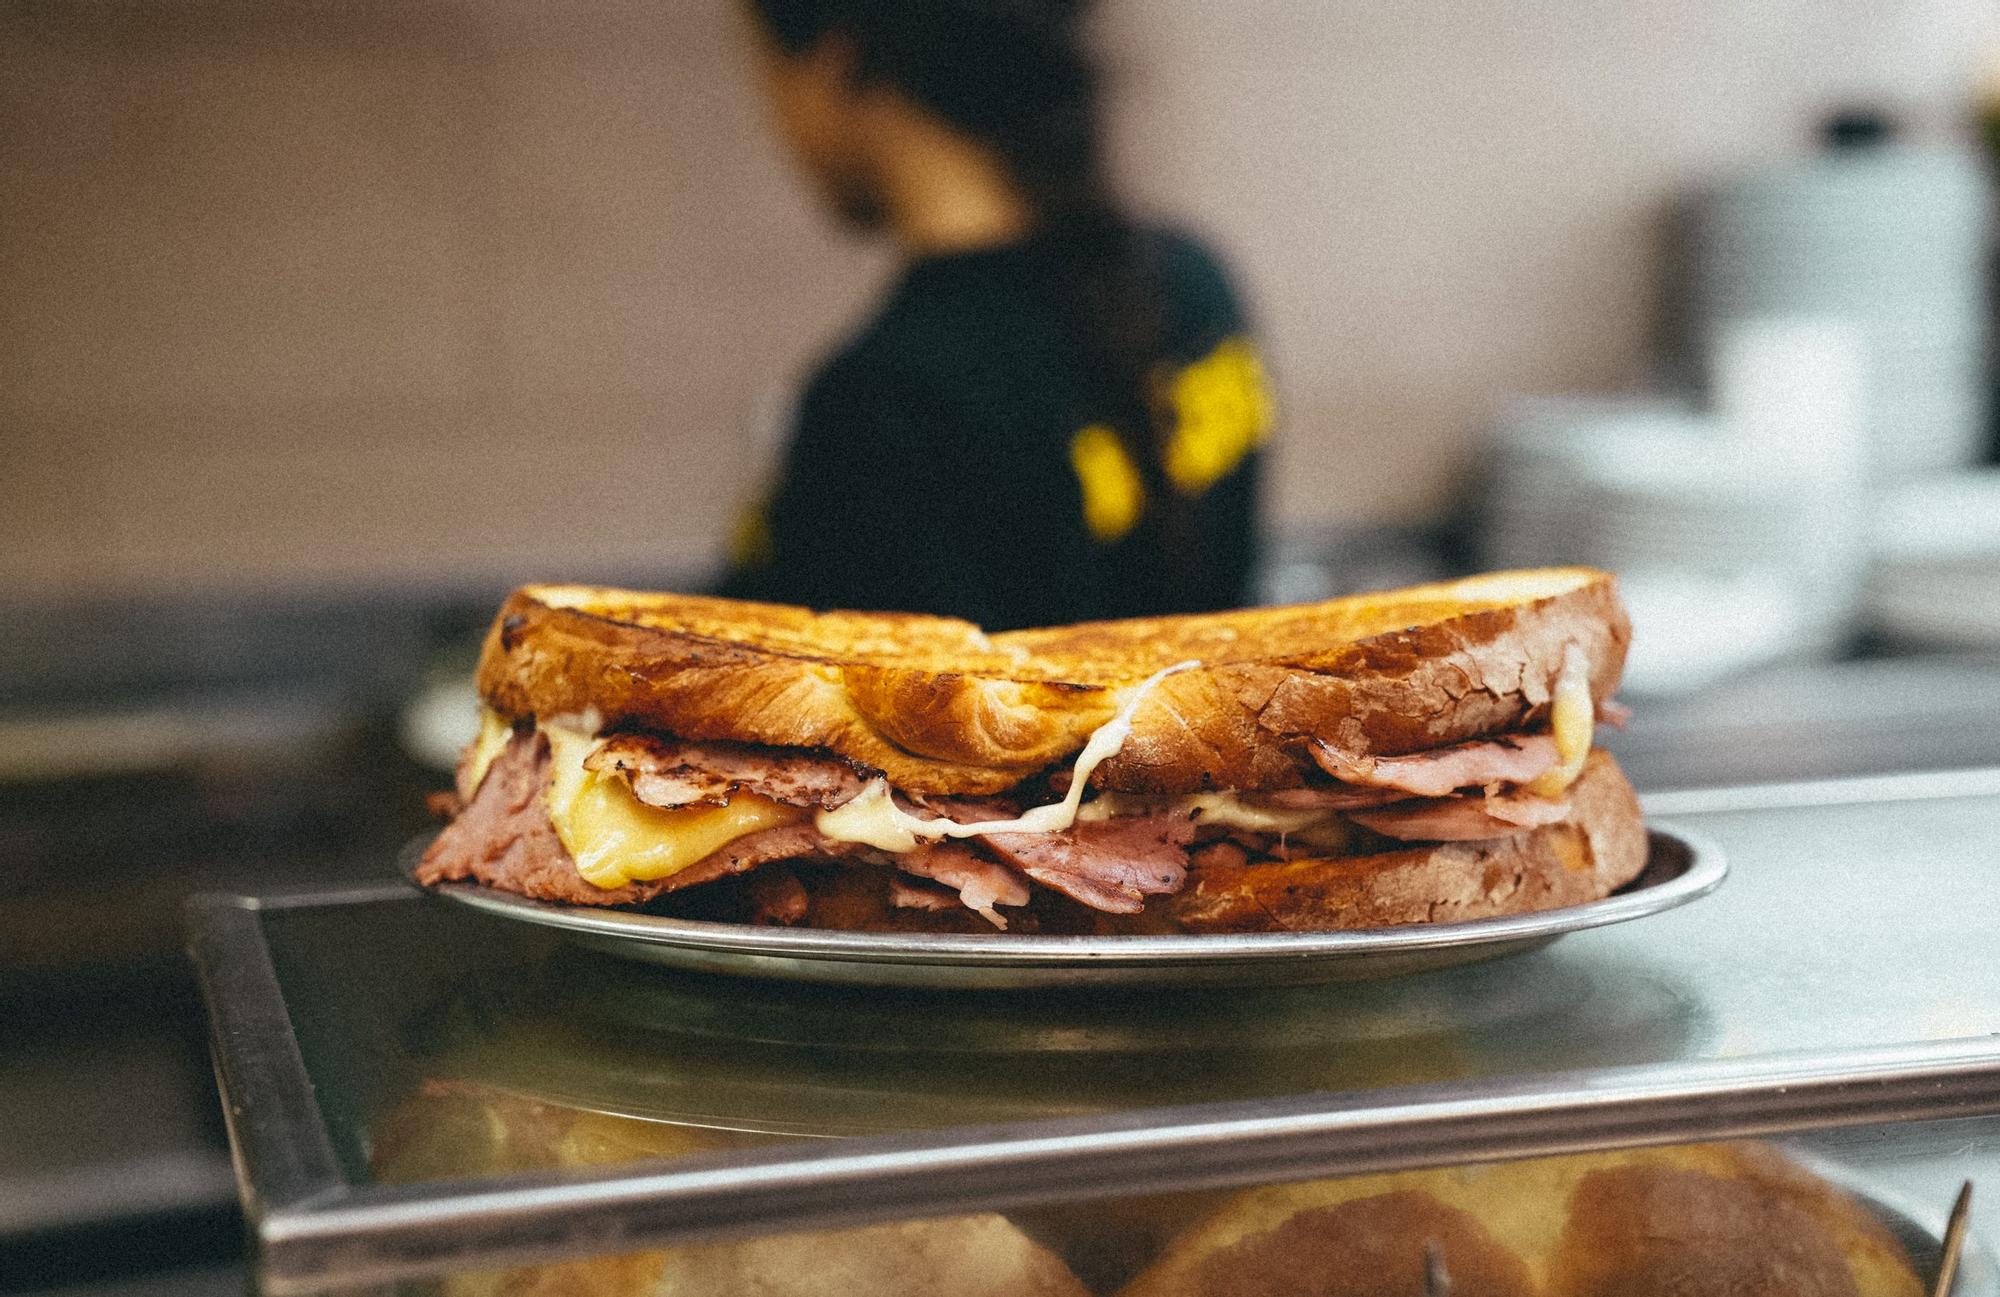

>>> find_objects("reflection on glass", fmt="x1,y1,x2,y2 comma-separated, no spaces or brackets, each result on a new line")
379,1127,1967,1296
368,942,1703,1174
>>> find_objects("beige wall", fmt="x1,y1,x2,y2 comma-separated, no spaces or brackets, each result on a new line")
4,0,1994,599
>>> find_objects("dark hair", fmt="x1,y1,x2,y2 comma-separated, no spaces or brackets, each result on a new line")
749,0,1188,555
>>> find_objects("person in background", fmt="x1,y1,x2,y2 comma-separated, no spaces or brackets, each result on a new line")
721,0,1274,630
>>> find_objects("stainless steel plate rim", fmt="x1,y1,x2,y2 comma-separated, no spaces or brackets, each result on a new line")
418,825,1723,970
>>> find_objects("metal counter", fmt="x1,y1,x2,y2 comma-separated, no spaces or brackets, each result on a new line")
188,770,2000,1292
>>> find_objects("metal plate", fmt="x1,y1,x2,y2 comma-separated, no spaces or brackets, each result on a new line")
416,826,1723,989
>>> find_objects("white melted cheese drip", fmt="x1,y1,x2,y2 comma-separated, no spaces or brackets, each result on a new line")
815,660,1199,852
1076,791,1330,836
1525,644,1592,799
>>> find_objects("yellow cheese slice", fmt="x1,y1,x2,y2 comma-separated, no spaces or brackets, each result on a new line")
541,724,803,890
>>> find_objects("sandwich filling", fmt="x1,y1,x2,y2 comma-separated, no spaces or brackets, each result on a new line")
422,649,1602,928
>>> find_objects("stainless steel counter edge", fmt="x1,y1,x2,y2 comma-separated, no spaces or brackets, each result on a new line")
252,1036,2000,1293
1643,765,2000,816
185,891,399,1221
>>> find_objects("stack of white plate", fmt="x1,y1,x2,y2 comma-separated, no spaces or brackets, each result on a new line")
1478,364,1873,695
1682,145,1990,477
1865,470,2000,648
1480,395,1696,572
1477,141,1994,686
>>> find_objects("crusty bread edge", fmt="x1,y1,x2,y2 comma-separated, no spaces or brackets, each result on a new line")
1165,749,1647,932
476,569,1630,796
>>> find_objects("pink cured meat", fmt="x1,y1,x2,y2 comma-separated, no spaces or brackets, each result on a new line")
896,841,1031,928
746,868,809,925
888,876,963,912
1246,785,1408,811
588,734,869,810
1309,733,1561,798
665,823,880,890
420,735,871,904
1349,791,1571,842
982,814,1196,914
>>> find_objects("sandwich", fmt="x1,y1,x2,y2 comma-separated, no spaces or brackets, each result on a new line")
417,567,1645,933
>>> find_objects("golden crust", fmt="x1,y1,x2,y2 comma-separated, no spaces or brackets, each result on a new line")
1167,751,1647,932
475,569,1630,796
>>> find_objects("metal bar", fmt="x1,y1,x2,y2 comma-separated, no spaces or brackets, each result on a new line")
1934,1180,1974,1297
227,881,418,912
185,894,351,1221
1643,766,2000,817
257,1036,2000,1292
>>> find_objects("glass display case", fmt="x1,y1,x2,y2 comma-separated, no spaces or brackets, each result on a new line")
187,769,2000,1294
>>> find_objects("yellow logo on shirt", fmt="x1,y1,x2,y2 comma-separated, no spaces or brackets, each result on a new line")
1069,423,1146,542
1068,335,1273,544
1163,336,1274,495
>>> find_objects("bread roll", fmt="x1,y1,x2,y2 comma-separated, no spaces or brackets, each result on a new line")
1117,1143,1923,1297
375,1082,1090,1297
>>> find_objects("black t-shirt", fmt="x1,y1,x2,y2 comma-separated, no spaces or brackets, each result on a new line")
719,229,1270,631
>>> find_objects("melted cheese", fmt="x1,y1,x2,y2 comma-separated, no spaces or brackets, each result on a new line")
1077,790,1331,836
816,660,1199,850
541,724,803,890
812,780,929,853
462,707,514,796
1525,645,1593,798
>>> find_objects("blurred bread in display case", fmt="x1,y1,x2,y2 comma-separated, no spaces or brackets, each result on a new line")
375,1082,1089,1296
1117,1142,1923,1297
377,1085,1931,1295
647,1216,1090,1297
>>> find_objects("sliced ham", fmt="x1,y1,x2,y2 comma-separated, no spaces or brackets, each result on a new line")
888,876,963,912
1349,791,1571,842
416,733,882,904
902,793,1023,823
1483,792,1575,829
1309,733,1561,799
425,789,466,821
417,732,648,906
665,823,880,891
983,814,1196,915
426,731,1224,920
1246,785,1407,811
896,841,1030,928
746,868,809,926
1189,840,1251,873
588,734,869,810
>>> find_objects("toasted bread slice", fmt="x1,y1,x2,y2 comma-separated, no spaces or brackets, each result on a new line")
477,568,1628,796
1167,750,1645,932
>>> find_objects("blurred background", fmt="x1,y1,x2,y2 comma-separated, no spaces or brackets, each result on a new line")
4,0,2000,1291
